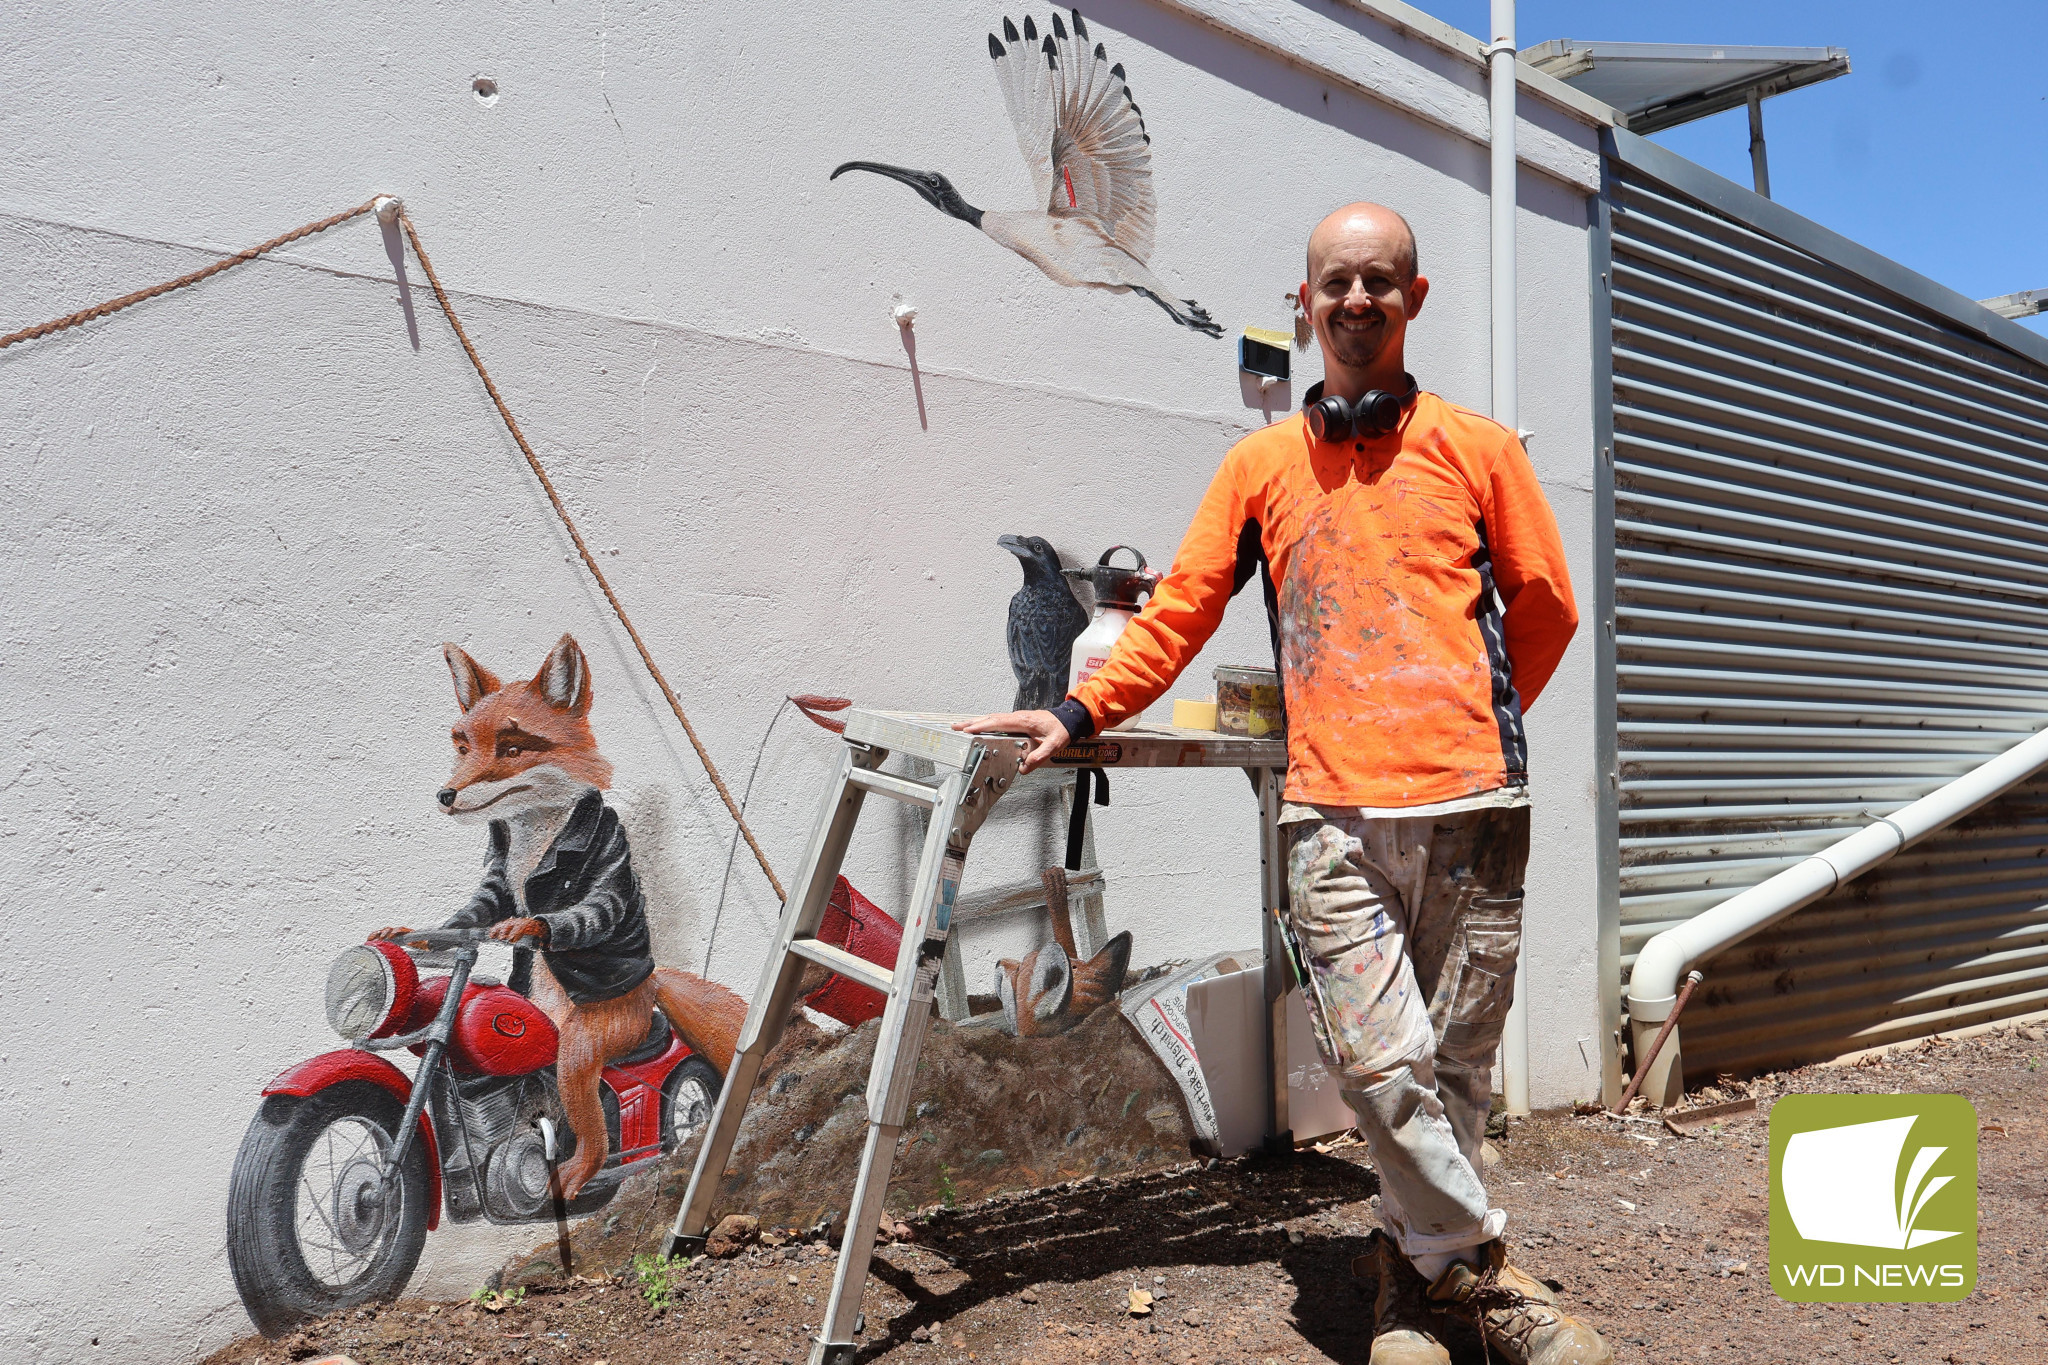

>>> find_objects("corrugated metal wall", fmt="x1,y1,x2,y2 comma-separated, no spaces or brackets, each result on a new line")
1604,149,2048,1076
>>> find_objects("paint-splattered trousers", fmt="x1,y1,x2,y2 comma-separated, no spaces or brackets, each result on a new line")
1283,804,1528,1258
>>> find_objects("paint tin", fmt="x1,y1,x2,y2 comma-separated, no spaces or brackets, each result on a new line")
1213,665,1282,738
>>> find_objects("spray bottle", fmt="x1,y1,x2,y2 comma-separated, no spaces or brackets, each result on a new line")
1063,546,1163,730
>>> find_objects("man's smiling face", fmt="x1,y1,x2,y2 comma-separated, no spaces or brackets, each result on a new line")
1301,205,1427,379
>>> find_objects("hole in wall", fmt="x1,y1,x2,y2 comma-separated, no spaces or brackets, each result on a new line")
472,76,499,107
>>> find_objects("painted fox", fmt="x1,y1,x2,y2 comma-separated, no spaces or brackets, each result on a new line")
372,633,745,1201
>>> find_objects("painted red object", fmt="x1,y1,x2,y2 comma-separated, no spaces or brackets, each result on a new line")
237,940,710,1335
603,1030,691,1152
404,977,560,1075
262,1050,444,1230
451,984,559,1076
804,875,902,1026
366,939,420,1039
398,972,675,1149
791,694,853,734
404,973,450,1035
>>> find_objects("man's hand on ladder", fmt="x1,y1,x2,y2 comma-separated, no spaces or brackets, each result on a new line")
954,709,1071,772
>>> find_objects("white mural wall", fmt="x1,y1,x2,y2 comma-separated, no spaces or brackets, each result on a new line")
0,1,1604,1359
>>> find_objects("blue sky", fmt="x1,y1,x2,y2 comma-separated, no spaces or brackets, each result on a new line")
1439,0,2048,334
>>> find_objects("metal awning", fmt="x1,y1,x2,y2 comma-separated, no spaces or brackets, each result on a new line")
1982,289,2048,321
1522,40,1850,135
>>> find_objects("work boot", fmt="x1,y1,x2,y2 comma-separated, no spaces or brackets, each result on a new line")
1350,1230,1452,1365
1426,1240,1613,1365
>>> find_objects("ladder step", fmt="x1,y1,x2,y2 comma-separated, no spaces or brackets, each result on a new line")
789,938,896,995
847,767,941,808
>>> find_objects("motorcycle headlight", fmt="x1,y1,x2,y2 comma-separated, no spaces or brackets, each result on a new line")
325,941,419,1041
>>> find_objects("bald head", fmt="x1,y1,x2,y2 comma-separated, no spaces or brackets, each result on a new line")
1307,202,1417,285
1299,202,1427,397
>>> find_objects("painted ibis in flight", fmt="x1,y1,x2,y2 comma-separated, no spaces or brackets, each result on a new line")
832,10,1223,337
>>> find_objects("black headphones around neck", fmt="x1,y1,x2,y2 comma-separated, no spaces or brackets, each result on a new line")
1303,374,1420,442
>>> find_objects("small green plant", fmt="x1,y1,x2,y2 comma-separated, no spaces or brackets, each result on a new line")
631,1252,691,1310
937,1162,959,1209
470,1284,525,1313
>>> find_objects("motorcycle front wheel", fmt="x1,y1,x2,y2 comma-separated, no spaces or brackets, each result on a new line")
226,1080,432,1336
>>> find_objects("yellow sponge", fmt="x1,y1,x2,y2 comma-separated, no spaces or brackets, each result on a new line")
1172,698,1220,731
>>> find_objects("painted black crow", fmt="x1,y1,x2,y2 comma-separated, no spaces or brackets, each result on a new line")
999,533,1088,710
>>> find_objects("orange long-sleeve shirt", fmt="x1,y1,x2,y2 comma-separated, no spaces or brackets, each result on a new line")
1068,392,1578,808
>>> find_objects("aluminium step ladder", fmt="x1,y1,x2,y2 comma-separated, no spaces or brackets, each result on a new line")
661,717,1032,1365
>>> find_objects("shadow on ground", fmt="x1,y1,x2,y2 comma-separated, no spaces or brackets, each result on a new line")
856,1148,1392,1362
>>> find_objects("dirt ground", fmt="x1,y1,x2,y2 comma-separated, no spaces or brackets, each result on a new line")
700,1001,1201,1233
204,1021,2046,1365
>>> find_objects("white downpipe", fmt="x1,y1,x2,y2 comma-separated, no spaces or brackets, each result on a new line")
1626,723,2048,1098
1488,0,1530,1118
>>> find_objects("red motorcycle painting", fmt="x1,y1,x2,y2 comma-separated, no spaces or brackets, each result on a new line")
226,929,720,1335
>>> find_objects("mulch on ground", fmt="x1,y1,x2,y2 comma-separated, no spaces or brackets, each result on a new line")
203,1021,2048,1365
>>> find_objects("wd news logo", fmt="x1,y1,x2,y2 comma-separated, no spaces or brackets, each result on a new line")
1769,1094,1977,1302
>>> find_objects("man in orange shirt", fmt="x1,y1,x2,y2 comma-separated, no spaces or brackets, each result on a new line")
961,204,1604,1365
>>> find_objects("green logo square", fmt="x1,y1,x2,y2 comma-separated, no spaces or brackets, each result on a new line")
1768,1093,1977,1302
